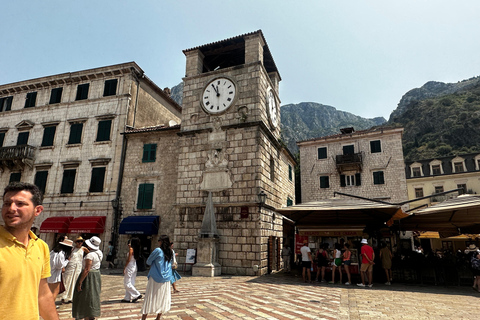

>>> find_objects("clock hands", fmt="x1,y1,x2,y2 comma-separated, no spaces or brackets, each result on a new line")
211,84,220,97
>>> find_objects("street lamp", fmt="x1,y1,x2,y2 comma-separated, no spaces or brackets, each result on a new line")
258,190,267,212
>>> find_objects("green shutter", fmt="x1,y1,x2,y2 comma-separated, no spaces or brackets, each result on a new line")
96,120,111,142
137,183,154,209
89,167,106,192
142,144,157,162
61,169,76,193
76,83,89,100
41,126,56,146
68,123,83,144
34,171,48,195
340,174,346,187
0,132,5,147
9,172,21,183
49,87,63,104
104,79,118,96
25,92,37,108
355,173,361,186
16,132,29,145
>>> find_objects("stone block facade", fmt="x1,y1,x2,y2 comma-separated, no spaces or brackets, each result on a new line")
299,127,408,204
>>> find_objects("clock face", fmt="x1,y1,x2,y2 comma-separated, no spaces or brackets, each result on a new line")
267,88,278,127
201,77,237,114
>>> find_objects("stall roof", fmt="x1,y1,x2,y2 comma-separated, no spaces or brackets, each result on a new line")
40,216,74,233
399,194,480,237
119,216,160,235
68,216,106,234
277,198,403,228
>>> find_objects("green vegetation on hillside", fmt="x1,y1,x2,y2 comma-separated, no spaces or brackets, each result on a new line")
388,83,480,161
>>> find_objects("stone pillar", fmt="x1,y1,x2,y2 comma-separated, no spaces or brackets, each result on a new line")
244,33,265,65
184,49,204,77
192,237,221,277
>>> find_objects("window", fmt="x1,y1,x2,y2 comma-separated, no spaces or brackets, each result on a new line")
270,157,275,181
340,173,361,187
103,79,118,97
457,184,467,194
142,144,157,162
68,123,84,144
454,162,464,173
16,132,29,145
320,176,330,188
370,140,381,153
288,164,293,181
0,132,5,147
34,171,48,195
41,126,56,147
343,145,354,155
317,147,327,159
96,119,112,142
412,167,421,177
287,198,293,206
89,167,106,193
76,83,89,101
49,87,63,104
9,172,21,183
61,169,76,194
432,165,441,175
0,96,13,112
415,188,424,198
373,171,385,185
434,186,444,194
24,92,37,108
137,183,154,209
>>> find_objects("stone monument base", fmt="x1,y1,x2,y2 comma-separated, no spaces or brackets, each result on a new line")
192,237,221,277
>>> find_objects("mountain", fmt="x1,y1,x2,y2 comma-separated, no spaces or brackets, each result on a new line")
280,103,386,154
390,77,480,122
387,76,480,161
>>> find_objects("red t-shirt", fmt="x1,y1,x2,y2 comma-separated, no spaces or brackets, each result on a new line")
361,245,374,264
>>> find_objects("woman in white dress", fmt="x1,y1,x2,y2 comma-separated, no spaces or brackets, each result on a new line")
122,237,142,302
61,236,89,303
47,238,73,302
141,235,173,320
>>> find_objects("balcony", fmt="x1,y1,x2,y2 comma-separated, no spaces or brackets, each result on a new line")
0,145,36,171
335,153,363,173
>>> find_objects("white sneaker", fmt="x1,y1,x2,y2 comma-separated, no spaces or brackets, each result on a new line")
385,282,391,285
357,283,365,287
345,282,350,285
368,284,373,288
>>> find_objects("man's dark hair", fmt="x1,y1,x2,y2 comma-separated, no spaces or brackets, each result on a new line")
3,182,43,206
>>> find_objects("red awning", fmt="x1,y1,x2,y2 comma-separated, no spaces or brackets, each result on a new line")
68,216,106,234
40,216,74,233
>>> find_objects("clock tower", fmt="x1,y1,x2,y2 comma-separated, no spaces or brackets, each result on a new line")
175,30,295,276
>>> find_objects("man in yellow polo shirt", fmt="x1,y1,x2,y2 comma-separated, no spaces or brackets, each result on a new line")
0,182,59,319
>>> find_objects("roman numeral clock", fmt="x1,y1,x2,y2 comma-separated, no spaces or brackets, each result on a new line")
201,77,237,114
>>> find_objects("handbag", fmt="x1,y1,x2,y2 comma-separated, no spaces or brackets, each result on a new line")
172,262,178,270
59,274,66,294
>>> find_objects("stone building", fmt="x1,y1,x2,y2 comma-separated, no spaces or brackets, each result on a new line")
174,30,296,276
0,62,181,251
405,152,480,208
298,127,408,204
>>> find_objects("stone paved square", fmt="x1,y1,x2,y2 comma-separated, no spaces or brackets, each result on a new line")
55,270,479,320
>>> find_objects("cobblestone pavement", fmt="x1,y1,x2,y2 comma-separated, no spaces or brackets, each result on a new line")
56,269,479,320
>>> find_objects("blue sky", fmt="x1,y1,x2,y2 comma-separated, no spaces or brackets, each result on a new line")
1,1,479,119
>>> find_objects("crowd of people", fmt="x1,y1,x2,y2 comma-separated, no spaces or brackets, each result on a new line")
0,182,182,320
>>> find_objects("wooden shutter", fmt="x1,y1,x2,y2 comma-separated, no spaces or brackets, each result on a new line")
41,126,56,146
68,123,83,144
355,173,361,186
34,171,48,195
16,132,29,145
89,167,106,192
137,183,154,209
96,120,111,142
61,169,76,194
340,174,346,187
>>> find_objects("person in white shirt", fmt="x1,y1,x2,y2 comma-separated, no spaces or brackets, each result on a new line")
300,240,313,283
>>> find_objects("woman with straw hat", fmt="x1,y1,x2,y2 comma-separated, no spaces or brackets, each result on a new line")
72,236,103,320
61,236,89,304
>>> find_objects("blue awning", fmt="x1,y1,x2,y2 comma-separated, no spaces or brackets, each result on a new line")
119,215,160,235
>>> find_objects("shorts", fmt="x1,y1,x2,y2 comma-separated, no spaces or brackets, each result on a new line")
302,261,312,269
333,258,342,267
360,263,374,273
343,260,351,266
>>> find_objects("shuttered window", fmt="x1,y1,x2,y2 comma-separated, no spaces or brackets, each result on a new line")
9,172,21,183
142,144,157,162
370,140,382,153
25,92,37,108
0,132,5,147
0,96,13,112
373,171,385,185
41,126,56,147
34,171,48,195
68,123,83,144
17,132,29,145
320,176,330,188
96,120,112,142
137,183,154,209
317,147,327,159
89,167,106,193
76,83,89,100
49,87,63,104
103,79,118,96
61,169,76,194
